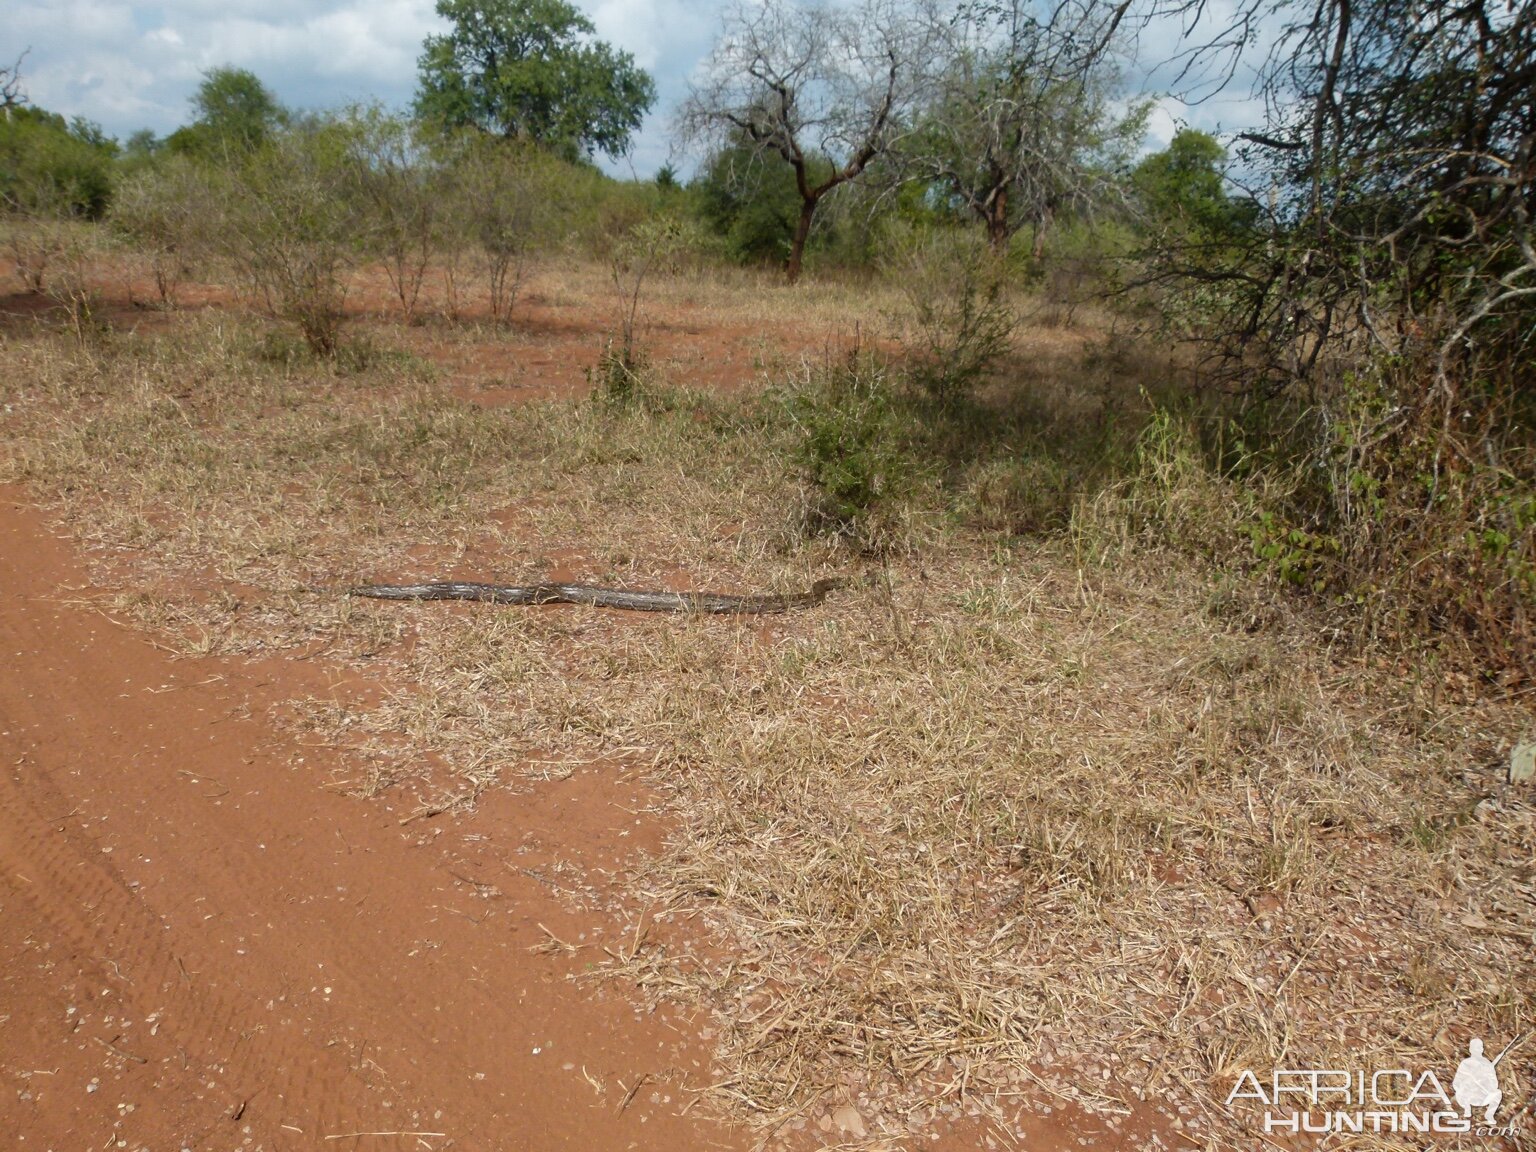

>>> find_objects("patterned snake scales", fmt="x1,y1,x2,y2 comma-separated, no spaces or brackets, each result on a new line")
345,577,844,614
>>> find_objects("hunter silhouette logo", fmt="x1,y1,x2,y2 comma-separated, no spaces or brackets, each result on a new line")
1453,1038,1508,1124
1227,1034,1526,1137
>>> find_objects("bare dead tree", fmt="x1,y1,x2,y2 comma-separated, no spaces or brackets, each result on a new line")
900,0,1147,256
1135,0,1534,404
678,0,929,283
1,50,26,112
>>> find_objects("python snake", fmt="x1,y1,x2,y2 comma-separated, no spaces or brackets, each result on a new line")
345,577,843,614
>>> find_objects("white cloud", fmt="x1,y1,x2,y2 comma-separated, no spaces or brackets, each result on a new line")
587,0,724,174
9,0,445,136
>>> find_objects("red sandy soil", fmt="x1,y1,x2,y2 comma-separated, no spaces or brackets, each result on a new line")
0,492,1162,1152
5,263,868,403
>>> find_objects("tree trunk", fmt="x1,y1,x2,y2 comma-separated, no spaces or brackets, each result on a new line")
985,185,1010,254
786,195,818,285
1031,205,1054,261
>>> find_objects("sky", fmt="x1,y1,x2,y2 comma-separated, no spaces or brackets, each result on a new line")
6,0,1270,178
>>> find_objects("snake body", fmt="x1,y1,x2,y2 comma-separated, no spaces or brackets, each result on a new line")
346,578,842,614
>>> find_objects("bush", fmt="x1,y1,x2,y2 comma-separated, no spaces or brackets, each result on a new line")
5,215,70,293
601,208,705,372
888,229,1015,404
347,108,442,322
1025,218,1135,327
110,157,214,306
2,106,119,294
1070,361,1536,680
787,350,919,551
212,118,368,356
693,144,800,266
1286,367,1536,676
690,140,890,273
0,107,117,222
442,134,555,328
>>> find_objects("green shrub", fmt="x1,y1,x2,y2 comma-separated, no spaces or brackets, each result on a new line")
212,117,369,356
888,230,1015,404
691,140,888,273
110,156,215,306
0,107,117,221
787,351,917,549
1243,510,1339,591
693,144,799,266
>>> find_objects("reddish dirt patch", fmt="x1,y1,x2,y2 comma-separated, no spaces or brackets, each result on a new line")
0,261,863,403
0,489,745,1151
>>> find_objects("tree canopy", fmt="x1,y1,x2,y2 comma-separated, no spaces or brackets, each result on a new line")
0,105,118,219
415,0,655,160
166,67,287,159
1130,129,1238,235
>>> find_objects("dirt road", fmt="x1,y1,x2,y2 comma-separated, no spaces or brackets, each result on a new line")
0,489,743,1151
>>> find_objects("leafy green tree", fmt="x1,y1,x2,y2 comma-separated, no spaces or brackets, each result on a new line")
0,105,117,219
1131,129,1233,234
118,128,162,178
693,141,802,265
166,67,287,159
415,0,655,160
123,128,160,160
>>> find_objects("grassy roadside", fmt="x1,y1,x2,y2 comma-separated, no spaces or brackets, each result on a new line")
1,303,1531,1148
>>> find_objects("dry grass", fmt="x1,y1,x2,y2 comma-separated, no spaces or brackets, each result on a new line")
1,288,1532,1150
525,256,907,332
